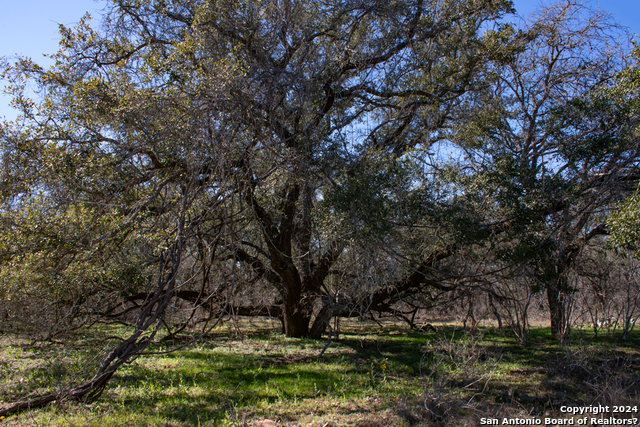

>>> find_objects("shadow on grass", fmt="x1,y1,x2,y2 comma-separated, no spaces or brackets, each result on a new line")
5,323,640,426
106,343,375,425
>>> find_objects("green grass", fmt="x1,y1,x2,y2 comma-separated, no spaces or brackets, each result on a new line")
1,321,639,426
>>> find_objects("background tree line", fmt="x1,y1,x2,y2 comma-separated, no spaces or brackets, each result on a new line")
0,0,639,412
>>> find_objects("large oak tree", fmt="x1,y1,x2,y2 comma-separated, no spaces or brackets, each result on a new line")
0,0,514,411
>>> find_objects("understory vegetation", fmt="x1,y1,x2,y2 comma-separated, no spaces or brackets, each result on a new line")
1,319,639,426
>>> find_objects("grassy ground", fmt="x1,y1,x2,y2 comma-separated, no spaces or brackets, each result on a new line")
1,319,639,426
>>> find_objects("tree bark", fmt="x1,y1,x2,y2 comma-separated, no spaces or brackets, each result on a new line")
309,303,331,339
282,282,311,338
547,283,565,341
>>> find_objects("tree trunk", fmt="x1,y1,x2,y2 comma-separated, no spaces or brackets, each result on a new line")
309,303,331,339
546,258,573,342
545,223,606,341
547,283,565,341
282,296,310,337
279,268,311,337
546,247,576,341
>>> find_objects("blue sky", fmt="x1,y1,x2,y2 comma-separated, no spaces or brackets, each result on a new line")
1,0,639,120
512,0,640,28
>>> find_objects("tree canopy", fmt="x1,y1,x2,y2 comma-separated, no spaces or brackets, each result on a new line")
0,0,639,413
